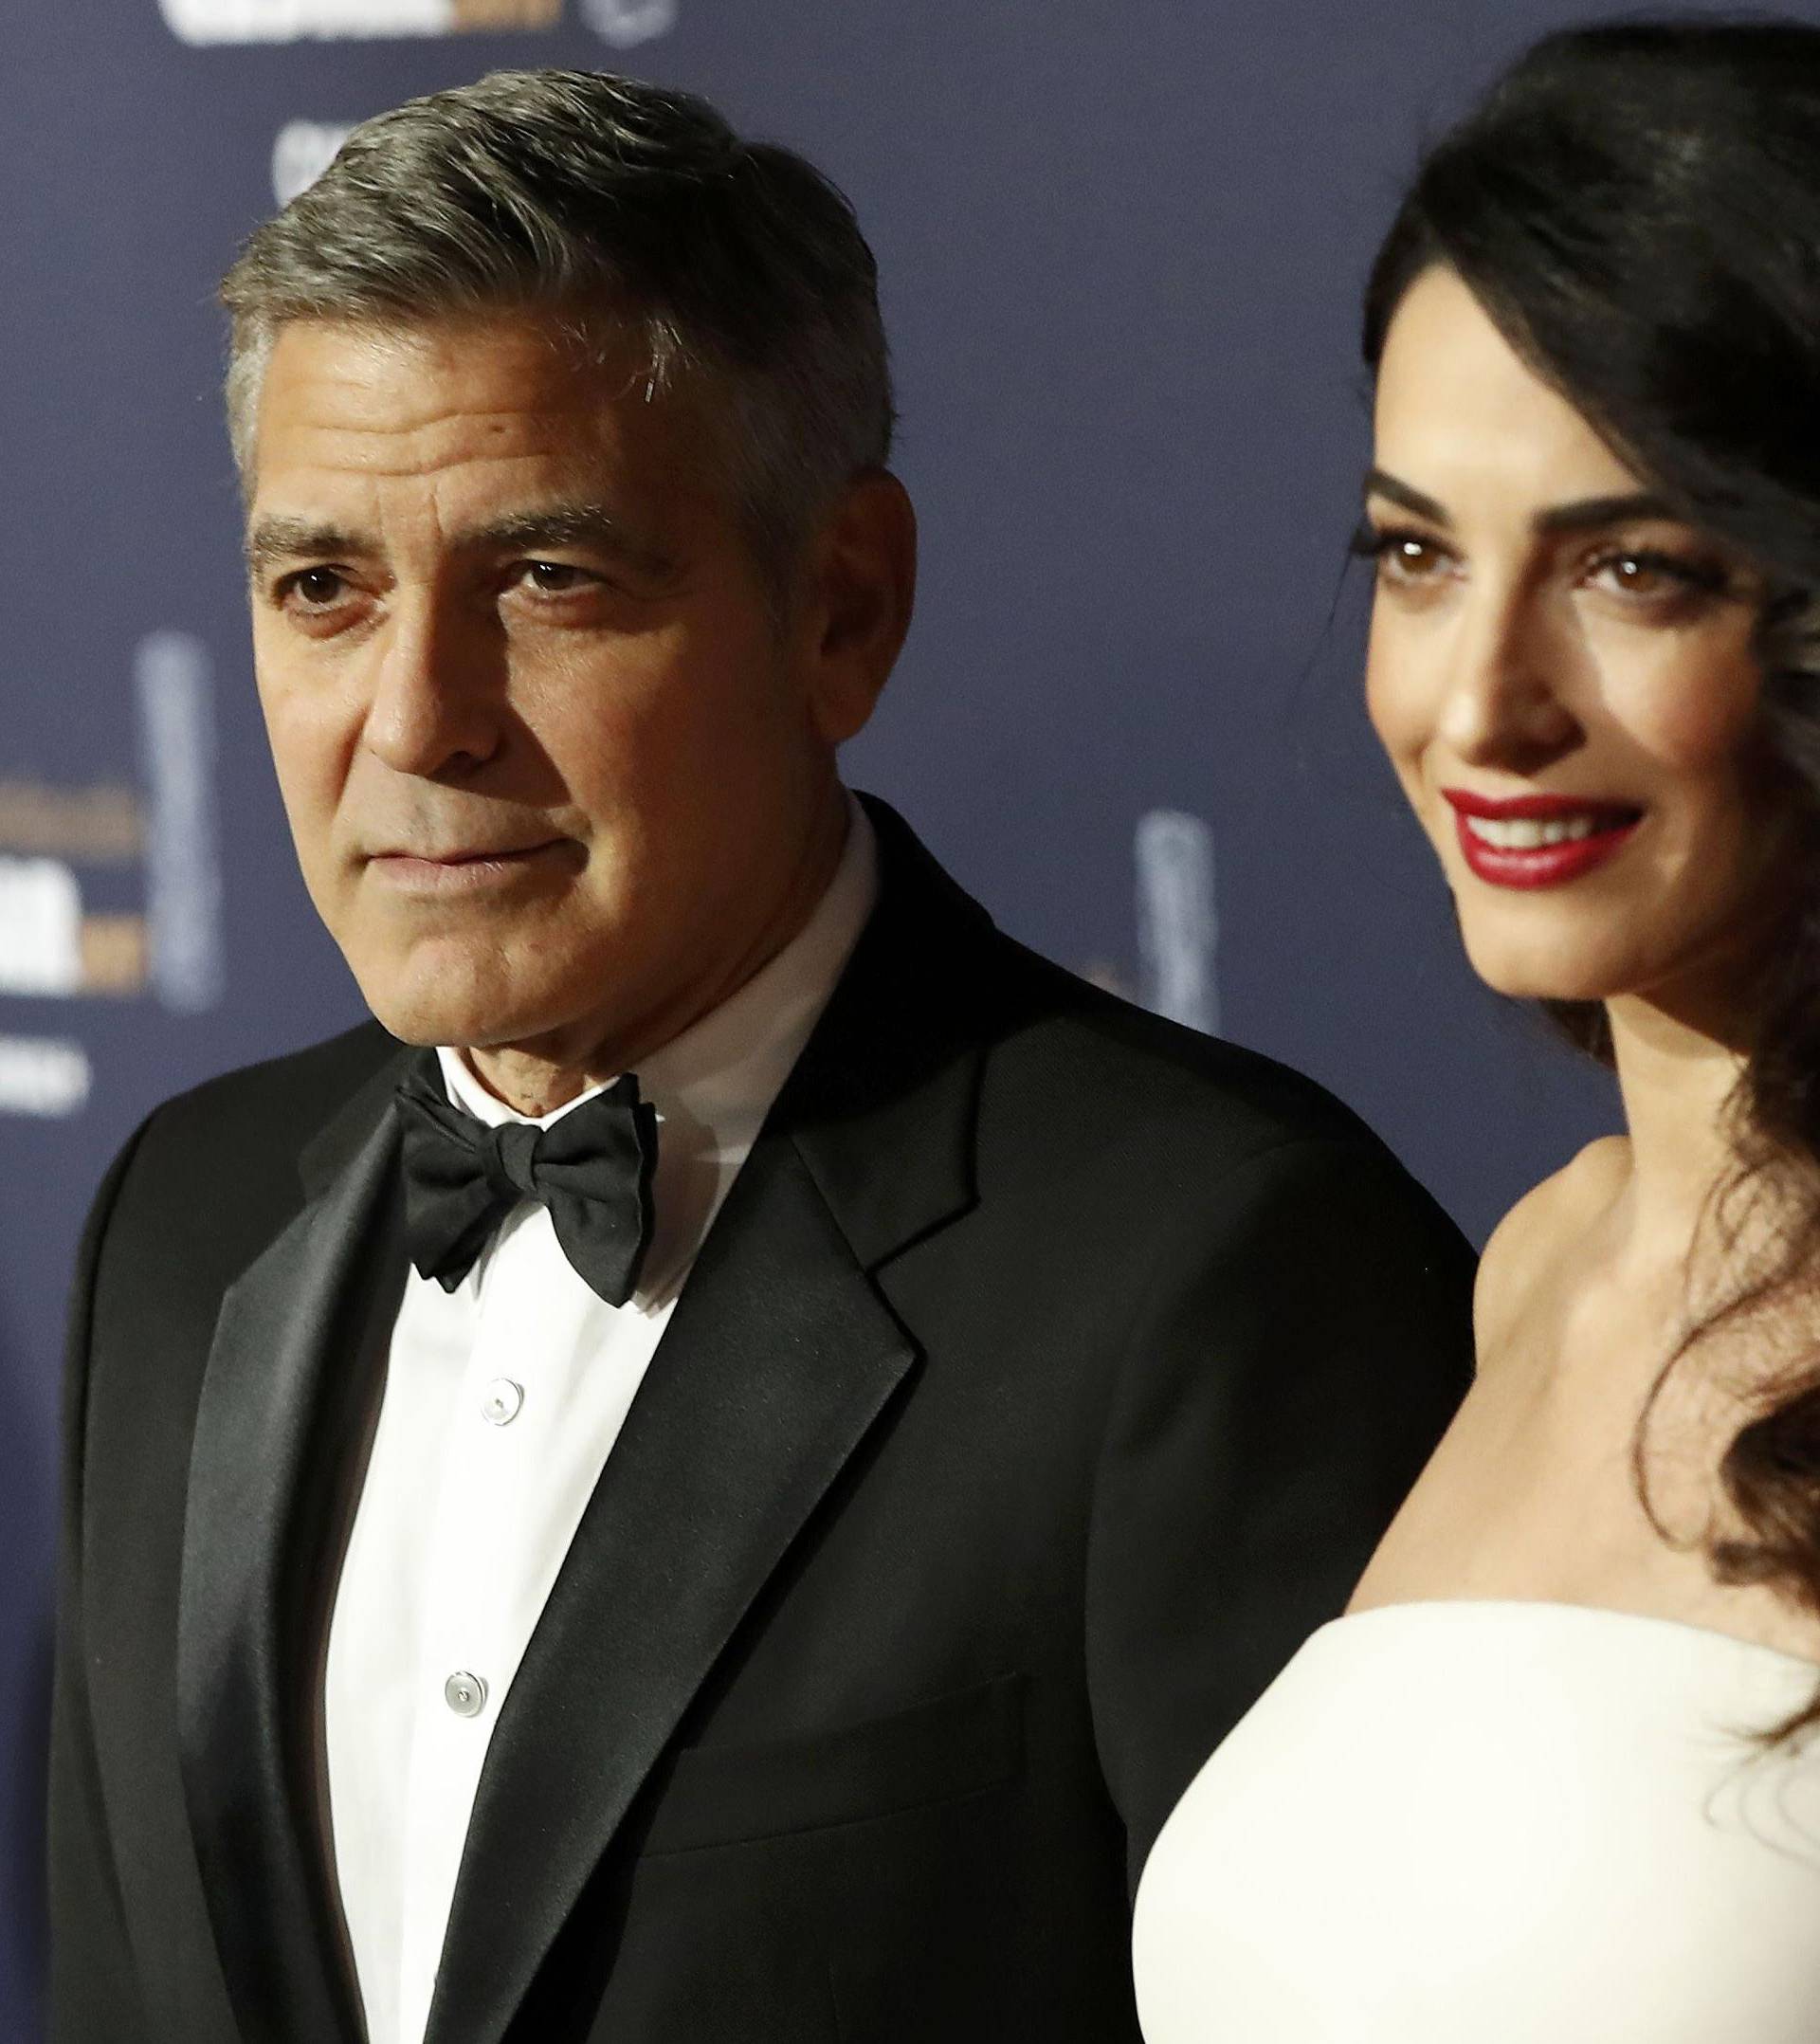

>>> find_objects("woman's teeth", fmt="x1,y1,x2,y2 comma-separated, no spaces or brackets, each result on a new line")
1463,813,1611,849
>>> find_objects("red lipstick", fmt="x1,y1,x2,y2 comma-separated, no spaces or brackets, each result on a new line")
1441,789,1644,890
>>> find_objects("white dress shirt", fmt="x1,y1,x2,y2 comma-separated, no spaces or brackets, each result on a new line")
323,802,878,2044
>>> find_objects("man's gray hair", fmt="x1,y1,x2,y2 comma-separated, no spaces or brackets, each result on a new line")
221,69,895,585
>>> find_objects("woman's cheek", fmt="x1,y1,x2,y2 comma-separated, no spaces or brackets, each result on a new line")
1605,627,1760,776
1364,621,1423,765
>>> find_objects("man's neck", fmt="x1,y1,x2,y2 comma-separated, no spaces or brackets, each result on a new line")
464,793,854,1119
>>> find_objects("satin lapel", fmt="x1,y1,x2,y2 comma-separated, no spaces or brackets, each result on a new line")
426,1131,918,2044
177,1087,406,2044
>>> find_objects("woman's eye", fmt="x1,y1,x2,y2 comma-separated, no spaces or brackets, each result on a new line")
1384,538,1445,580
1353,526,1452,585
1599,554,1670,595
1586,549,1725,605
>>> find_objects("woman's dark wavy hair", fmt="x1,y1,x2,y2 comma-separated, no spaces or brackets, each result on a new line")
1364,16,1820,1730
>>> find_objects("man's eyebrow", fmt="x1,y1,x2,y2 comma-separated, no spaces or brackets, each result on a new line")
1363,468,1452,527
243,502,678,578
463,502,677,577
245,517,370,575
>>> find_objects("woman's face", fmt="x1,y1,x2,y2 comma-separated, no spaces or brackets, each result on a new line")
1366,265,1777,1020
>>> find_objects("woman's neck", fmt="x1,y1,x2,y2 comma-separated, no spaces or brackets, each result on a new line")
1603,993,1749,1255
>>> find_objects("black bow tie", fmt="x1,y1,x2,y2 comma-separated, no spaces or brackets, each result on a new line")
394,1052,660,1306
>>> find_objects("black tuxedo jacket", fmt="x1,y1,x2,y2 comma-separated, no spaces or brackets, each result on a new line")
50,801,1473,2044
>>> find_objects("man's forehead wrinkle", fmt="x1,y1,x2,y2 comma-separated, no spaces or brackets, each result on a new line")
268,316,661,425
280,410,598,468
426,473,451,554
270,343,606,440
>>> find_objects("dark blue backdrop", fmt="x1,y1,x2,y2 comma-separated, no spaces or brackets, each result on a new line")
8,0,1728,2028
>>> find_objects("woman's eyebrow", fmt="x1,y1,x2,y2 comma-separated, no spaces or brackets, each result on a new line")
1362,474,1681,538
1531,491,1678,536
1363,468,1451,525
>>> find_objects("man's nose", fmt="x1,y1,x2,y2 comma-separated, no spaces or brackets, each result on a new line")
361,596,502,780
1436,586,1581,775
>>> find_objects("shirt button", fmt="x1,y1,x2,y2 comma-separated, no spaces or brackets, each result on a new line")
445,1671,488,1718
481,1379,524,1427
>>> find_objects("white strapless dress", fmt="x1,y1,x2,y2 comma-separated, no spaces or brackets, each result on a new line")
1132,1599,1820,2042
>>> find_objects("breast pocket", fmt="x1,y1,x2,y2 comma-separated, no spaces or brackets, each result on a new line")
638,1672,1026,1858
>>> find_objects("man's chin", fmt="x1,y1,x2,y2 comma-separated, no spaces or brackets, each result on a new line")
360,981,550,1054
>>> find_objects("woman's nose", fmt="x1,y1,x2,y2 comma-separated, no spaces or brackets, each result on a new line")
1437,588,1582,775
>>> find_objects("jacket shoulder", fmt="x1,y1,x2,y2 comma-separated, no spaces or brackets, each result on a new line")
980,931,1399,1169
100,1021,401,1269
964,936,1474,1340
136,1019,400,1169
74,1022,400,1360
861,797,1409,1181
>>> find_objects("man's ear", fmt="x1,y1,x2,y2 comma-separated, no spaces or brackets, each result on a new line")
801,469,918,745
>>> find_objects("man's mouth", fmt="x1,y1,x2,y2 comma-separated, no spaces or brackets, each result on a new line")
366,841,573,889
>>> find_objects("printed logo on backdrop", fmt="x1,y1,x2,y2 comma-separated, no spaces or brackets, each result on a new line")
0,633,226,1119
1083,810,1221,1036
273,122,355,206
578,0,677,46
162,0,676,46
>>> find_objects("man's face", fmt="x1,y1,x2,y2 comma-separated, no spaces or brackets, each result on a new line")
246,313,866,1071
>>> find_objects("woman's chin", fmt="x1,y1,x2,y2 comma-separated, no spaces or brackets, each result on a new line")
1457,934,1625,1008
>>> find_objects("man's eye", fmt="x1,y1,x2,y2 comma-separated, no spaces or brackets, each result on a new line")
519,561,593,594
282,568,349,609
